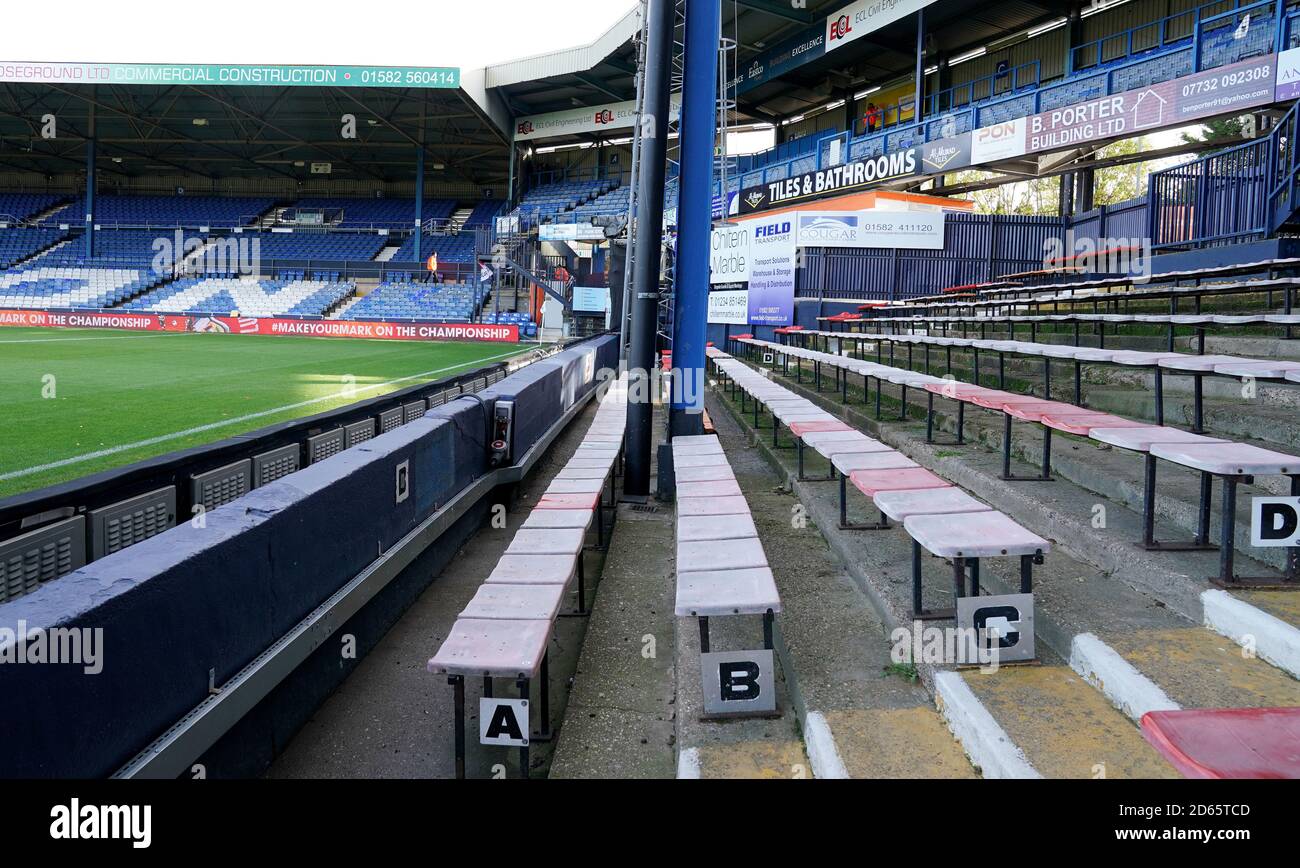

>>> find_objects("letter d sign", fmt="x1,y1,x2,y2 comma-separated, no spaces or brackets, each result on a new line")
1251,497,1300,547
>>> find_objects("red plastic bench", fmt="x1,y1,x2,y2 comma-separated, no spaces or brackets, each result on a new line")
1141,708,1300,779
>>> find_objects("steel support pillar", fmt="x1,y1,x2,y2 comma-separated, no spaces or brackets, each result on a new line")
669,0,720,439
624,0,675,496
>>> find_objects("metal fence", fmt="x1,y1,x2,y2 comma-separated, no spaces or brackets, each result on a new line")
797,201,1149,301
1148,136,1272,250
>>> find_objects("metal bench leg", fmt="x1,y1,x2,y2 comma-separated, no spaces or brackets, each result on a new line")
875,378,883,420
1001,413,1051,481
763,611,774,651
899,385,909,421
699,616,710,653
576,555,586,614
1211,475,1300,588
1154,366,1164,425
534,652,552,741
1193,373,1205,434
926,392,964,446
450,675,466,780
912,539,924,617
1074,361,1084,408
838,473,889,530
968,557,980,597
517,677,531,780
1020,553,1040,593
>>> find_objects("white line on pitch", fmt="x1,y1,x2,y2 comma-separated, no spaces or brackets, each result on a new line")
0,332,192,344
0,348,525,483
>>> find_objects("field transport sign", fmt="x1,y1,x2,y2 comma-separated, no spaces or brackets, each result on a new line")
0,309,520,343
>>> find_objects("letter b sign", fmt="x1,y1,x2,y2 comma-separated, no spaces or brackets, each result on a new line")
701,649,776,718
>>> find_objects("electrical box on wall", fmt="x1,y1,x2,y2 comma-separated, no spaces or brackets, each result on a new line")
491,400,515,467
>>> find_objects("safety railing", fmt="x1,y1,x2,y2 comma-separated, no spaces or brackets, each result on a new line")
1148,134,1273,249
718,0,1283,200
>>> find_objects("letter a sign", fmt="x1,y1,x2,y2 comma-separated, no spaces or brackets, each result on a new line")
700,649,776,718
480,698,529,747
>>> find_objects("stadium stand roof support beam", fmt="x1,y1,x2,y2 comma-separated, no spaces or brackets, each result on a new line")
668,0,720,439
733,0,813,25
625,0,676,499
188,86,387,182
39,84,301,182
913,8,925,130
84,97,94,261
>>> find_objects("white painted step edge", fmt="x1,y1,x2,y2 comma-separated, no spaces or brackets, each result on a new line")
934,671,1040,779
803,711,849,779
1069,632,1181,723
676,747,701,780
1202,589,1300,679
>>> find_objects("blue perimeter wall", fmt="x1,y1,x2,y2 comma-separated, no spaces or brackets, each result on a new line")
0,334,617,778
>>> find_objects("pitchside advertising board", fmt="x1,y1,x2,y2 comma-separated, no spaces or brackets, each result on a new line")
0,309,520,342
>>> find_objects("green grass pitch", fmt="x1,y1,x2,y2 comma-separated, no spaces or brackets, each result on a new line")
0,327,532,499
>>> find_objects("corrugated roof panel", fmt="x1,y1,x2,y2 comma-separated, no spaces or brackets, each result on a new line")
486,8,642,89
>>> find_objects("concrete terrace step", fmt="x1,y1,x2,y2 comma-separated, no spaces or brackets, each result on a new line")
953,663,1180,779
706,390,977,779
707,353,1300,777
710,377,1181,777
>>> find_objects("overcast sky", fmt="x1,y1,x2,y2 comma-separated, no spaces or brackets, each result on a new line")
1,0,638,69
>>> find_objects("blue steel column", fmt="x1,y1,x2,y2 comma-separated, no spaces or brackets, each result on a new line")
624,0,676,497
668,0,720,438
414,146,425,263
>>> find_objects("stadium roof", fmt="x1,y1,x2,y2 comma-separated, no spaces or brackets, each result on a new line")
484,0,1076,143
0,78,511,188
729,0,1072,122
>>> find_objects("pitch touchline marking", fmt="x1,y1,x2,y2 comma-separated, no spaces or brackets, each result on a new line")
0,347,528,483
0,332,194,344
